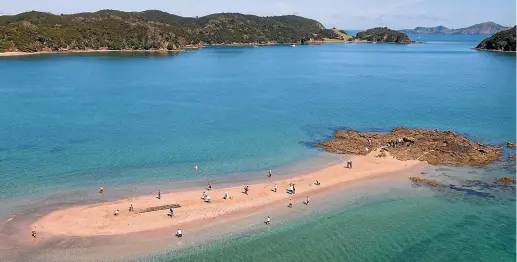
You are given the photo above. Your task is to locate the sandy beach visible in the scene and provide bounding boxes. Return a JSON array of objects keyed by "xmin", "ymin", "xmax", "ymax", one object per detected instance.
[{"xmin": 30, "ymin": 151, "xmax": 422, "ymax": 237}]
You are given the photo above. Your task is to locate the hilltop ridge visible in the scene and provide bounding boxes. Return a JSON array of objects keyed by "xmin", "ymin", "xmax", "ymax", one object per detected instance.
[
  {"xmin": 0, "ymin": 10, "xmax": 344, "ymax": 52},
  {"xmin": 401, "ymin": 21, "xmax": 510, "ymax": 35}
]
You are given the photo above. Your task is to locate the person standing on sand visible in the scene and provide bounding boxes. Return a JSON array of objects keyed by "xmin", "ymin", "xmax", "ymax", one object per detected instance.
[
  {"xmin": 288, "ymin": 198, "xmax": 293, "ymax": 208},
  {"xmin": 129, "ymin": 204, "xmax": 134, "ymax": 212},
  {"xmin": 31, "ymin": 229, "xmax": 36, "ymax": 238},
  {"xmin": 265, "ymin": 216, "xmax": 271, "ymax": 225},
  {"xmin": 157, "ymin": 190, "xmax": 161, "ymax": 199},
  {"xmin": 306, "ymin": 196, "xmax": 310, "ymax": 205},
  {"xmin": 176, "ymin": 229, "xmax": 182, "ymax": 237},
  {"xmin": 114, "ymin": 209, "xmax": 119, "ymax": 216},
  {"xmin": 273, "ymin": 184, "xmax": 278, "ymax": 192}
]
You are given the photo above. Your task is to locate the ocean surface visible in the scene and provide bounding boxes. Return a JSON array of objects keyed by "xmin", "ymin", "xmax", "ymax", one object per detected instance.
[{"xmin": 0, "ymin": 34, "xmax": 515, "ymax": 261}]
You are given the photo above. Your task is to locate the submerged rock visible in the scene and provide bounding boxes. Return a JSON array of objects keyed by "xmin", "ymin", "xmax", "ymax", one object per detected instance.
[
  {"xmin": 498, "ymin": 176, "xmax": 516, "ymax": 185},
  {"xmin": 317, "ymin": 127, "xmax": 502, "ymax": 166},
  {"xmin": 507, "ymin": 142, "xmax": 516, "ymax": 149}
]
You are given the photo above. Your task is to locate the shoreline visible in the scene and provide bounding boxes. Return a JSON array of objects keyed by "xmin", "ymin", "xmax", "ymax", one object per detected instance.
[
  {"xmin": 0, "ymin": 40, "xmax": 426, "ymax": 57},
  {"xmin": 1, "ymin": 156, "xmax": 428, "ymax": 261},
  {"xmin": 0, "ymin": 49, "xmax": 185, "ymax": 57},
  {"xmin": 29, "ymin": 151, "xmax": 423, "ymax": 237},
  {"xmin": 473, "ymin": 47, "xmax": 516, "ymax": 53}
]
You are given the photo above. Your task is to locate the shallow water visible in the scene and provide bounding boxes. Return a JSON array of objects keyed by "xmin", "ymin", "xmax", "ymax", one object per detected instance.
[{"xmin": 0, "ymin": 34, "xmax": 515, "ymax": 261}]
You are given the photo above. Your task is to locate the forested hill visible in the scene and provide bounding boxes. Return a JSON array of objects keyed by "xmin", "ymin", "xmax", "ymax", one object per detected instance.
[
  {"xmin": 356, "ymin": 27, "xmax": 412, "ymax": 43},
  {"xmin": 475, "ymin": 26, "xmax": 516, "ymax": 52},
  {"xmin": 0, "ymin": 10, "xmax": 344, "ymax": 52}
]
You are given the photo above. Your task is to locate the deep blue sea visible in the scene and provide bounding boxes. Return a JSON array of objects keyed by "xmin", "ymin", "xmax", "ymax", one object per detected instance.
[{"xmin": 0, "ymin": 34, "xmax": 515, "ymax": 261}]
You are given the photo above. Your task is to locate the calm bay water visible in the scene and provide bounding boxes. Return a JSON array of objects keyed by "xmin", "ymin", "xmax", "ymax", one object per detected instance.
[{"xmin": 0, "ymin": 34, "xmax": 515, "ymax": 261}]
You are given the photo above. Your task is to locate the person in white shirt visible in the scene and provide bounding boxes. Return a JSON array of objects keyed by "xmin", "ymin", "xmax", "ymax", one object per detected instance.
[
  {"xmin": 273, "ymin": 184, "xmax": 278, "ymax": 192},
  {"xmin": 176, "ymin": 229, "xmax": 182, "ymax": 237},
  {"xmin": 114, "ymin": 209, "xmax": 119, "ymax": 216},
  {"xmin": 265, "ymin": 216, "xmax": 271, "ymax": 225}
]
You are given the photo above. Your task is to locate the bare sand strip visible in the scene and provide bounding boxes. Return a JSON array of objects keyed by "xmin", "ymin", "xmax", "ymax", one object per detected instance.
[{"xmin": 31, "ymin": 152, "xmax": 422, "ymax": 237}]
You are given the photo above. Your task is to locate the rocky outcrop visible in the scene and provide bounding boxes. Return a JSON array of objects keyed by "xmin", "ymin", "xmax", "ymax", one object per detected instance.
[
  {"xmin": 317, "ymin": 127, "xmax": 502, "ymax": 166},
  {"xmin": 498, "ymin": 176, "xmax": 516, "ymax": 185}
]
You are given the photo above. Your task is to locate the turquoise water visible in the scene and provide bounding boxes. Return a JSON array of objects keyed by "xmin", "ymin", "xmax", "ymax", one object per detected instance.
[
  {"xmin": 0, "ymin": 34, "xmax": 515, "ymax": 261},
  {"xmin": 163, "ymin": 193, "xmax": 515, "ymax": 262}
]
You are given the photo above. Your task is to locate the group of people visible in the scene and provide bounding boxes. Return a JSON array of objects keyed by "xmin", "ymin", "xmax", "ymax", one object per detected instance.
[
  {"xmin": 98, "ymin": 167, "xmax": 320, "ymax": 241},
  {"xmin": 345, "ymin": 160, "xmax": 353, "ymax": 168}
]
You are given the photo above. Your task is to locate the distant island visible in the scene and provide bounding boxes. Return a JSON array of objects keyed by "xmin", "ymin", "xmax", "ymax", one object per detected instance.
[
  {"xmin": 475, "ymin": 26, "xmax": 516, "ymax": 52},
  {"xmin": 0, "ymin": 10, "xmax": 347, "ymax": 53},
  {"xmin": 401, "ymin": 22, "xmax": 510, "ymax": 35},
  {"xmin": 355, "ymin": 27, "xmax": 412, "ymax": 43}
]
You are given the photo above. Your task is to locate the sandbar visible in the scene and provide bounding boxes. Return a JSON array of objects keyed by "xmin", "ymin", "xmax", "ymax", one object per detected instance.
[{"xmin": 31, "ymin": 151, "xmax": 422, "ymax": 237}]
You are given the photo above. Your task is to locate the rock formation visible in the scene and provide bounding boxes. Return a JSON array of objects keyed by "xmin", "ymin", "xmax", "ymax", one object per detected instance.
[
  {"xmin": 498, "ymin": 176, "xmax": 516, "ymax": 185},
  {"xmin": 317, "ymin": 127, "xmax": 502, "ymax": 166}
]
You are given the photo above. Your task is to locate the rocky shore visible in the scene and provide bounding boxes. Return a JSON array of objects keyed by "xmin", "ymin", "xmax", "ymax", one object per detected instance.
[{"xmin": 318, "ymin": 127, "xmax": 503, "ymax": 166}]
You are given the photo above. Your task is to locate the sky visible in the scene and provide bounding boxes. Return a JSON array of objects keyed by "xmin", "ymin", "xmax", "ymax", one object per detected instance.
[{"xmin": 0, "ymin": 0, "xmax": 515, "ymax": 29}]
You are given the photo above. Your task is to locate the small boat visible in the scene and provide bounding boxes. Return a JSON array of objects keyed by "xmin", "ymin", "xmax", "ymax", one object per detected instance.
[{"xmin": 291, "ymin": 44, "xmax": 296, "ymax": 47}]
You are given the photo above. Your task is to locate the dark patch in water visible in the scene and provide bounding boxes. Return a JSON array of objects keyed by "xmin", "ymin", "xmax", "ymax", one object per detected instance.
[
  {"xmin": 67, "ymin": 138, "xmax": 89, "ymax": 144},
  {"xmin": 448, "ymin": 185, "xmax": 494, "ymax": 198},
  {"xmin": 49, "ymin": 146, "xmax": 66, "ymax": 153},
  {"xmin": 15, "ymin": 144, "xmax": 37, "ymax": 150}
]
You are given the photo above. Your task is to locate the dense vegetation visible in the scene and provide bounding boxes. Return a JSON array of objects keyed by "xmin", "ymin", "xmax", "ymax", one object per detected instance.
[
  {"xmin": 401, "ymin": 22, "xmax": 510, "ymax": 35},
  {"xmin": 0, "ymin": 10, "xmax": 343, "ymax": 52},
  {"xmin": 475, "ymin": 26, "xmax": 516, "ymax": 52},
  {"xmin": 356, "ymin": 27, "xmax": 412, "ymax": 43}
]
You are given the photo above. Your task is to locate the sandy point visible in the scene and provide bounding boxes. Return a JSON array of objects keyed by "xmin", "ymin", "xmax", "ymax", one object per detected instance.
[{"xmin": 30, "ymin": 151, "xmax": 424, "ymax": 237}]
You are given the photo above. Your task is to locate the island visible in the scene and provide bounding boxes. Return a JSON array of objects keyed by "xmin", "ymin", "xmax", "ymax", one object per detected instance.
[
  {"xmin": 401, "ymin": 21, "xmax": 510, "ymax": 35},
  {"xmin": 355, "ymin": 27, "xmax": 412, "ymax": 43},
  {"xmin": 475, "ymin": 26, "xmax": 516, "ymax": 52},
  {"xmin": 317, "ymin": 127, "xmax": 502, "ymax": 166},
  {"xmin": 0, "ymin": 10, "xmax": 347, "ymax": 54}
]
